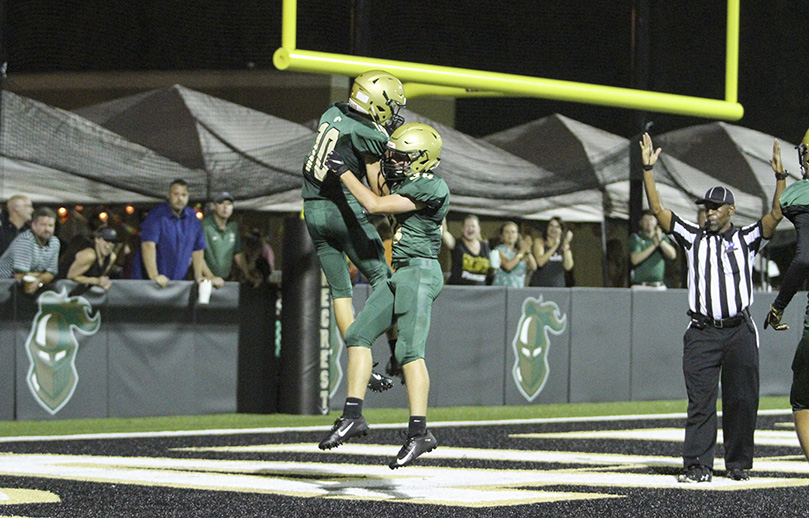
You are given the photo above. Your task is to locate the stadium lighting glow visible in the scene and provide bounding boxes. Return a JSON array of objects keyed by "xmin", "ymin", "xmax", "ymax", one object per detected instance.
[
  {"xmin": 57, "ymin": 207, "xmax": 67, "ymax": 217},
  {"xmin": 125, "ymin": 205, "xmax": 135, "ymax": 215},
  {"xmin": 196, "ymin": 210, "xmax": 203, "ymax": 220},
  {"xmin": 273, "ymin": 0, "xmax": 743, "ymax": 120},
  {"xmin": 98, "ymin": 212, "xmax": 108, "ymax": 222}
]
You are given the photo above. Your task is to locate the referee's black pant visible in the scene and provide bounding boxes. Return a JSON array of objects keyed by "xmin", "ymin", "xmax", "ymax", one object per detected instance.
[{"xmin": 682, "ymin": 320, "xmax": 759, "ymax": 471}]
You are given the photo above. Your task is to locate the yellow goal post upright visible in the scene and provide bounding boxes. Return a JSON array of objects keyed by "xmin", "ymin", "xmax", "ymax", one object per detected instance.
[{"xmin": 273, "ymin": 0, "xmax": 743, "ymax": 121}]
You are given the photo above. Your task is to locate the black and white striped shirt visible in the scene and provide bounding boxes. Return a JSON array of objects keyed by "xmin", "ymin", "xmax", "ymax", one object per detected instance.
[
  {"xmin": 669, "ymin": 213, "xmax": 765, "ymax": 320},
  {"xmin": 0, "ymin": 229, "xmax": 60, "ymax": 278}
]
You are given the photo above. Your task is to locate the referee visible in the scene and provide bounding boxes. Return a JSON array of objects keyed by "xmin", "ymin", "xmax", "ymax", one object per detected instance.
[{"xmin": 639, "ymin": 133, "xmax": 786, "ymax": 483}]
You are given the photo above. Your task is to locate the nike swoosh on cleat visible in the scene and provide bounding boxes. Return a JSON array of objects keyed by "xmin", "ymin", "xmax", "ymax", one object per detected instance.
[
  {"xmin": 337, "ymin": 422, "xmax": 354, "ymax": 437},
  {"xmin": 393, "ymin": 439, "xmax": 436, "ymax": 466},
  {"xmin": 393, "ymin": 449, "xmax": 417, "ymax": 467}
]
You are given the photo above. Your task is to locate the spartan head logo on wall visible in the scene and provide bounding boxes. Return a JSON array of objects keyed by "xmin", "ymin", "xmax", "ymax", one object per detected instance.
[
  {"xmin": 24, "ymin": 288, "xmax": 101, "ymax": 415},
  {"xmin": 512, "ymin": 296, "xmax": 567, "ymax": 402}
]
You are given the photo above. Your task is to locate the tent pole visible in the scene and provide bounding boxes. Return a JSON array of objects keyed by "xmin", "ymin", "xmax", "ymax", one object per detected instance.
[{"xmin": 628, "ymin": 0, "xmax": 651, "ymax": 286}]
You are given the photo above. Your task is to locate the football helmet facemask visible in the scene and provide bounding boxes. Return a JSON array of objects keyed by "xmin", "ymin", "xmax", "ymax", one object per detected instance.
[
  {"xmin": 348, "ymin": 70, "xmax": 406, "ymax": 129},
  {"xmin": 382, "ymin": 123, "xmax": 442, "ymax": 183},
  {"xmin": 798, "ymin": 128, "xmax": 809, "ymax": 179}
]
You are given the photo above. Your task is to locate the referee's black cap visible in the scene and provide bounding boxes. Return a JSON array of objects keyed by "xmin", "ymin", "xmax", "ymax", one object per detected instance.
[{"xmin": 696, "ymin": 186, "xmax": 735, "ymax": 206}]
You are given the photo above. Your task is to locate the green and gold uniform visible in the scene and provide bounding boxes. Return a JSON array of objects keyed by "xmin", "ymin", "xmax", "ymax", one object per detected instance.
[
  {"xmin": 345, "ymin": 170, "xmax": 450, "ymax": 365},
  {"xmin": 773, "ymin": 179, "xmax": 809, "ymax": 410},
  {"xmin": 302, "ymin": 102, "xmax": 391, "ymax": 298}
]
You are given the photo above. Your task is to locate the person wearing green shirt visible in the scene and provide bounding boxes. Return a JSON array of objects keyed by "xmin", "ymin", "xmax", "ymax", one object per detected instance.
[
  {"xmin": 318, "ymin": 123, "xmax": 448, "ymax": 470},
  {"xmin": 202, "ymin": 192, "xmax": 256, "ymax": 284},
  {"xmin": 629, "ymin": 210, "xmax": 677, "ymax": 287},
  {"xmin": 302, "ymin": 70, "xmax": 406, "ymax": 394},
  {"xmin": 764, "ymin": 135, "xmax": 809, "ymax": 465}
]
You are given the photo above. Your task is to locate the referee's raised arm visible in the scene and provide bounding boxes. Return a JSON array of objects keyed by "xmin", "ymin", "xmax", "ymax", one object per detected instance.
[
  {"xmin": 761, "ymin": 138, "xmax": 787, "ymax": 238},
  {"xmin": 639, "ymin": 132, "xmax": 672, "ymax": 233}
]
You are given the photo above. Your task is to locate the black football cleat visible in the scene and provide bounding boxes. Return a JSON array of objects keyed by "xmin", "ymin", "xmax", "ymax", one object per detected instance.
[
  {"xmin": 389, "ymin": 430, "xmax": 437, "ymax": 469},
  {"xmin": 368, "ymin": 364, "xmax": 394, "ymax": 393},
  {"xmin": 318, "ymin": 416, "xmax": 370, "ymax": 450}
]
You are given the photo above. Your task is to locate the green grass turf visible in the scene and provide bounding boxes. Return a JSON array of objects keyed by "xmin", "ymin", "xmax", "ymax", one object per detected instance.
[{"xmin": 0, "ymin": 397, "xmax": 790, "ymax": 437}]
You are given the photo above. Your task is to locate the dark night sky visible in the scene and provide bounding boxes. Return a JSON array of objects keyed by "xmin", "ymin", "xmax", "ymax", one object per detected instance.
[{"xmin": 3, "ymin": 0, "xmax": 808, "ymax": 142}]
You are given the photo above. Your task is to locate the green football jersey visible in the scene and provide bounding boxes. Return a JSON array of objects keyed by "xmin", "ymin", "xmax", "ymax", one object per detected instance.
[
  {"xmin": 780, "ymin": 179, "xmax": 809, "ymax": 208},
  {"xmin": 301, "ymin": 102, "xmax": 389, "ymax": 201},
  {"xmin": 390, "ymin": 171, "xmax": 450, "ymax": 262}
]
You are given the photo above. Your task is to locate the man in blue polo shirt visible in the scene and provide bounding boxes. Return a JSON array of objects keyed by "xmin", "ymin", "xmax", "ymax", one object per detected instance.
[{"xmin": 133, "ymin": 179, "xmax": 219, "ymax": 288}]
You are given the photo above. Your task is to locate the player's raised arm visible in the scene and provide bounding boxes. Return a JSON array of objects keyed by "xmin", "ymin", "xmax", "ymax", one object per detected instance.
[{"xmin": 326, "ymin": 150, "xmax": 421, "ymax": 215}]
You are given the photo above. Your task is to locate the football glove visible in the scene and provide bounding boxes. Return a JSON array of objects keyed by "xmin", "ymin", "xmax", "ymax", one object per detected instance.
[
  {"xmin": 764, "ymin": 305, "xmax": 788, "ymax": 331},
  {"xmin": 325, "ymin": 150, "xmax": 350, "ymax": 176}
]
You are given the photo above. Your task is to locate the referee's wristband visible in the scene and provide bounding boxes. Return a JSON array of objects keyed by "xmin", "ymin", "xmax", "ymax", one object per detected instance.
[
  {"xmin": 642, "ymin": 164, "xmax": 654, "ymax": 171},
  {"xmin": 775, "ymin": 171, "xmax": 788, "ymax": 180}
]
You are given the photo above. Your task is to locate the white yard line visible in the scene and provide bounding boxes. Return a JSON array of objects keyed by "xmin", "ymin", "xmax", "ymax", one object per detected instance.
[{"xmin": 0, "ymin": 409, "xmax": 791, "ymax": 443}]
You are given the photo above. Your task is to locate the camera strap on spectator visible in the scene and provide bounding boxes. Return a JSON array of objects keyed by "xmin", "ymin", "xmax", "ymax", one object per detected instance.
[{"xmin": 688, "ymin": 309, "xmax": 749, "ymax": 329}]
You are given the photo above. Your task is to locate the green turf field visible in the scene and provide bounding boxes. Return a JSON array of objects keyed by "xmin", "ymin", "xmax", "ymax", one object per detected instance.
[{"xmin": 0, "ymin": 396, "xmax": 790, "ymax": 437}]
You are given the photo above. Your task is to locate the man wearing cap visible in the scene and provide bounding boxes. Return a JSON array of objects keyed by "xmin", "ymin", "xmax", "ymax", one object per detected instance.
[
  {"xmin": 65, "ymin": 226, "xmax": 121, "ymax": 290},
  {"xmin": 640, "ymin": 132, "xmax": 785, "ymax": 483},
  {"xmin": 202, "ymin": 192, "xmax": 254, "ymax": 284}
]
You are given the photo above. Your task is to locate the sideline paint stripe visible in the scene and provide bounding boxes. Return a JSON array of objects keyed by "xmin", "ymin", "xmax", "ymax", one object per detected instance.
[
  {"xmin": 510, "ymin": 428, "xmax": 802, "ymax": 447},
  {"xmin": 0, "ymin": 409, "xmax": 790, "ymax": 443}
]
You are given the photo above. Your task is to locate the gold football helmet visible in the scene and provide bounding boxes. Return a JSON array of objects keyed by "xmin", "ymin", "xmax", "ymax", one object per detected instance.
[
  {"xmin": 799, "ymin": 128, "xmax": 809, "ymax": 178},
  {"xmin": 348, "ymin": 70, "xmax": 405, "ymax": 128},
  {"xmin": 382, "ymin": 122, "xmax": 442, "ymax": 182}
]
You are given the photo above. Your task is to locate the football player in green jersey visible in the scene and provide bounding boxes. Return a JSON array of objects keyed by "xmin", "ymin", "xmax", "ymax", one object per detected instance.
[
  {"xmin": 318, "ymin": 123, "xmax": 449, "ymax": 470},
  {"xmin": 302, "ymin": 70, "xmax": 406, "ymax": 393}
]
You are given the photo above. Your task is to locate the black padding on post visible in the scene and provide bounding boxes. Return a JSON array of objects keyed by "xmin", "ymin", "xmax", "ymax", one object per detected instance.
[{"xmin": 278, "ymin": 216, "xmax": 322, "ymax": 414}]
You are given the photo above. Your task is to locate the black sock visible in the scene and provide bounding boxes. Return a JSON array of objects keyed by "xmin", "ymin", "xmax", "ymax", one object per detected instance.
[
  {"xmin": 343, "ymin": 397, "xmax": 363, "ymax": 419},
  {"xmin": 387, "ymin": 338, "xmax": 397, "ymax": 357},
  {"xmin": 408, "ymin": 416, "xmax": 426, "ymax": 437}
]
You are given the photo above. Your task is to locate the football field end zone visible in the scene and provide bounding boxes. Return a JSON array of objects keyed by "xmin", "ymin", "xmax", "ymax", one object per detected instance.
[{"xmin": 0, "ymin": 409, "xmax": 807, "ymax": 515}]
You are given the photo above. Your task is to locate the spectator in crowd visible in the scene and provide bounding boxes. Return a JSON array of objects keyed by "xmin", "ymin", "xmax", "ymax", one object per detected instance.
[
  {"xmin": 64, "ymin": 226, "xmax": 120, "ymax": 290},
  {"xmin": 641, "ymin": 132, "xmax": 784, "ymax": 483},
  {"xmin": 239, "ymin": 228, "xmax": 275, "ymax": 285},
  {"xmin": 202, "ymin": 191, "xmax": 258, "ymax": 285},
  {"xmin": 132, "ymin": 179, "xmax": 223, "ymax": 288},
  {"xmin": 443, "ymin": 214, "xmax": 492, "ymax": 285},
  {"xmin": 0, "ymin": 206, "xmax": 59, "ymax": 294},
  {"xmin": 492, "ymin": 221, "xmax": 536, "ymax": 287},
  {"xmin": 529, "ymin": 216, "xmax": 573, "ymax": 287},
  {"xmin": 629, "ymin": 209, "xmax": 677, "ymax": 288},
  {"xmin": 0, "ymin": 194, "xmax": 34, "ymax": 256}
]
